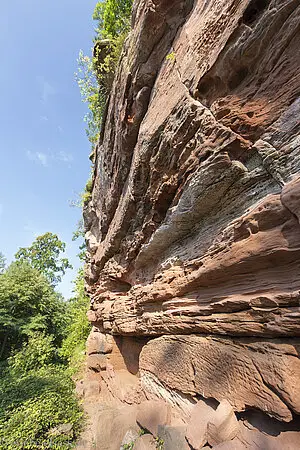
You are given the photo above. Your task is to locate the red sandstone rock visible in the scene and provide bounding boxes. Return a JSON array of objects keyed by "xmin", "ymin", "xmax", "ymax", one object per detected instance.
[
  {"xmin": 76, "ymin": 379, "xmax": 101, "ymax": 400},
  {"xmin": 136, "ymin": 400, "xmax": 171, "ymax": 436},
  {"xmin": 84, "ymin": 0, "xmax": 300, "ymax": 342},
  {"xmin": 139, "ymin": 335, "xmax": 300, "ymax": 422},
  {"xmin": 207, "ymin": 399, "xmax": 239, "ymax": 447},
  {"xmin": 82, "ymin": 0, "xmax": 300, "ymax": 446},
  {"xmin": 133, "ymin": 434, "xmax": 156, "ymax": 450},
  {"xmin": 186, "ymin": 400, "xmax": 215, "ymax": 449},
  {"xmin": 95, "ymin": 406, "xmax": 139, "ymax": 450},
  {"xmin": 157, "ymin": 425, "xmax": 190, "ymax": 450},
  {"xmin": 213, "ymin": 421, "xmax": 300, "ymax": 450},
  {"xmin": 86, "ymin": 329, "xmax": 113, "ymax": 355},
  {"xmin": 86, "ymin": 354, "xmax": 107, "ymax": 372}
]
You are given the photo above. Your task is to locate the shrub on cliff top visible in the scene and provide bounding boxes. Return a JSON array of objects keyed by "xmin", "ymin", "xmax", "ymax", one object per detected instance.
[
  {"xmin": 93, "ymin": 0, "xmax": 132, "ymax": 40},
  {"xmin": 76, "ymin": 0, "xmax": 133, "ymax": 145}
]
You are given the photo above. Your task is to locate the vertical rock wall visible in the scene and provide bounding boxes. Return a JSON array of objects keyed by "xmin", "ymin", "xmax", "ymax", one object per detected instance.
[{"xmin": 83, "ymin": 0, "xmax": 300, "ymax": 446}]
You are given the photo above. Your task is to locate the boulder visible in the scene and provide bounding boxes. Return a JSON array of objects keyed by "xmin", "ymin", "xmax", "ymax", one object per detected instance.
[
  {"xmin": 158, "ymin": 425, "xmax": 189, "ymax": 450},
  {"xmin": 48, "ymin": 423, "xmax": 73, "ymax": 437},
  {"xmin": 133, "ymin": 434, "xmax": 157, "ymax": 450},
  {"xmin": 95, "ymin": 406, "xmax": 139, "ymax": 450},
  {"xmin": 87, "ymin": 354, "xmax": 107, "ymax": 372},
  {"xmin": 207, "ymin": 400, "xmax": 239, "ymax": 447},
  {"xmin": 140, "ymin": 336, "xmax": 300, "ymax": 422},
  {"xmin": 213, "ymin": 422, "xmax": 300, "ymax": 450},
  {"xmin": 186, "ymin": 400, "xmax": 215, "ymax": 449},
  {"xmin": 86, "ymin": 330, "xmax": 113, "ymax": 355},
  {"xmin": 212, "ymin": 439, "xmax": 245, "ymax": 450},
  {"xmin": 136, "ymin": 400, "xmax": 171, "ymax": 437},
  {"xmin": 120, "ymin": 428, "xmax": 140, "ymax": 448},
  {"xmin": 76, "ymin": 379, "xmax": 101, "ymax": 399}
]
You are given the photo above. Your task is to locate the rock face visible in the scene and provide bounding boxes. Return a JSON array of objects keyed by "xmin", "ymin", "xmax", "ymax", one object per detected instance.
[
  {"xmin": 83, "ymin": 0, "xmax": 300, "ymax": 447},
  {"xmin": 139, "ymin": 335, "xmax": 300, "ymax": 422}
]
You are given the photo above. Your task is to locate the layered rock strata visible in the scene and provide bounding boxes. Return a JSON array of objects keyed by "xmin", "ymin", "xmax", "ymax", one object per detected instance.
[{"xmin": 83, "ymin": 0, "xmax": 300, "ymax": 447}]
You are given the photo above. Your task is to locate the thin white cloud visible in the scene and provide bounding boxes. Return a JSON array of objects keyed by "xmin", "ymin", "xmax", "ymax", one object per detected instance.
[
  {"xmin": 26, "ymin": 149, "xmax": 74, "ymax": 167},
  {"xmin": 26, "ymin": 150, "xmax": 48, "ymax": 167},
  {"xmin": 40, "ymin": 115, "xmax": 49, "ymax": 122},
  {"xmin": 37, "ymin": 76, "xmax": 56, "ymax": 103},
  {"xmin": 56, "ymin": 151, "xmax": 73, "ymax": 163},
  {"xmin": 57, "ymin": 125, "xmax": 63, "ymax": 133}
]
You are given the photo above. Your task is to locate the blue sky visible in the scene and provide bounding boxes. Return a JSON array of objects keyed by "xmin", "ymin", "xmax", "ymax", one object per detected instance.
[{"xmin": 0, "ymin": 0, "xmax": 98, "ymax": 298}]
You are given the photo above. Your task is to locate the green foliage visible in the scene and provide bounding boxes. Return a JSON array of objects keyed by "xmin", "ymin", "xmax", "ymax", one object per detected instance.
[
  {"xmin": 81, "ymin": 177, "xmax": 93, "ymax": 204},
  {"xmin": 0, "ymin": 365, "xmax": 82, "ymax": 449},
  {"xmin": 0, "ymin": 261, "xmax": 67, "ymax": 360},
  {"xmin": 155, "ymin": 437, "xmax": 165, "ymax": 449},
  {"xmin": 72, "ymin": 218, "xmax": 86, "ymax": 262},
  {"xmin": 0, "ymin": 253, "xmax": 5, "ymax": 274},
  {"xmin": 76, "ymin": 0, "xmax": 133, "ymax": 145},
  {"xmin": 166, "ymin": 51, "xmax": 176, "ymax": 62},
  {"xmin": 60, "ymin": 270, "xmax": 91, "ymax": 375},
  {"xmin": 122, "ymin": 443, "xmax": 134, "ymax": 450},
  {"xmin": 75, "ymin": 50, "xmax": 104, "ymax": 145},
  {"xmin": 93, "ymin": 0, "xmax": 132, "ymax": 39},
  {"xmin": 8, "ymin": 333, "xmax": 57, "ymax": 375},
  {"xmin": 0, "ymin": 268, "xmax": 89, "ymax": 448},
  {"xmin": 0, "ymin": 232, "xmax": 89, "ymax": 448},
  {"xmin": 15, "ymin": 232, "xmax": 73, "ymax": 286},
  {"xmin": 85, "ymin": 178, "xmax": 93, "ymax": 193}
]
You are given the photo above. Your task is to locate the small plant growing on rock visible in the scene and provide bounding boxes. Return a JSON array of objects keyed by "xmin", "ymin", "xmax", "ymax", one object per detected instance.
[
  {"xmin": 156, "ymin": 436, "xmax": 164, "ymax": 449},
  {"xmin": 81, "ymin": 177, "xmax": 93, "ymax": 204},
  {"xmin": 166, "ymin": 51, "xmax": 176, "ymax": 62},
  {"xmin": 122, "ymin": 443, "xmax": 134, "ymax": 450}
]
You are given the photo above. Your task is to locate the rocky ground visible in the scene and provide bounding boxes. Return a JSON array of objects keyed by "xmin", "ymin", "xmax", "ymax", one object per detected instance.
[
  {"xmin": 81, "ymin": 0, "xmax": 300, "ymax": 448},
  {"xmin": 76, "ymin": 330, "xmax": 300, "ymax": 449}
]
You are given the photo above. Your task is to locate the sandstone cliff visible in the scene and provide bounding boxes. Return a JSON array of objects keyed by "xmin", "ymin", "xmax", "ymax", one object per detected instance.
[{"xmin": 82, "ymin": 0, "xmax": 300, "ymax": 448}]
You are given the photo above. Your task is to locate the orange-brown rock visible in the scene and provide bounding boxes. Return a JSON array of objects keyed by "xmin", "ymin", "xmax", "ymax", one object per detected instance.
[
  {"xmin": 133, "ymin": 434, "xmax": 156, "ymax": 450},
  {"xmin": 136, "ymin": 400, "xmax": 171, "ymax": 436},
  {"xmin": 186, "ymin": 400, "xmax": 215, "ymax": 449},
  {"xmin": 83, "ymin": 0, "xmax": 300, "ymax": 443},
  {"xmin": 140, "ymin": 335, "xmax": 300, "ymax": 422},
  {"xmin": 207, "ymin": 399, "xmax": 239, "ymax": 446}
]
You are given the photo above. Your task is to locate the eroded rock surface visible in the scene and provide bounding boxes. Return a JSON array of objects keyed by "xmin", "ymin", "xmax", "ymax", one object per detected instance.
[
  {"xmin": 139, "ymin": 335, "xmax": 300, "ymax": 422},
  {"xmin": 82, "ymin": 0, "xmax": 300, "ymax": 447}
]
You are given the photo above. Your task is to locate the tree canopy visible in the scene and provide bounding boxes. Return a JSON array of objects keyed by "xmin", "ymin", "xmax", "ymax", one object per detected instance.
[
  {"xmin": 0, "ymin": 252, "xmax": 5, "ymax": 274},
  {"xmin": 93, "ymin": 0, "xmax": 132, "ymax": 39},
  {"xmin": 15, "ymin": 232, "xmax": 72, "ymax": 286},
  {"xmin": 0, "ymin": 261, "xmax": 67, "ymax": 360}
]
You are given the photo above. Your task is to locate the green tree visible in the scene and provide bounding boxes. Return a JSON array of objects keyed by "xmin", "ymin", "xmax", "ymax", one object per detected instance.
[
  {"xmin": 75, "ymin": 50, "xmax": 104, "ymax": 145},
  {"xmin": 0, "ymin": 261, "xmax": 67, "ymax": 360},
  {"xmin": 15, "ymin": 232, "xmax": 72, "ymax": 286},
  {"xmin": 60, "ymin": 269, "xmax": 90, "ymax": 373},
  {"xmin": 8, "ymin": 332, "xmax": 56, "ymax": 375},
  {"xmin": 93, "ymin": 0, "xmax": 132, "ymax": 39},
  {"xmin": 76, "ymin": 0, "xmax": 133, "ymax": 145},
  {"xmin": 0, "ymin": 252, "xmax": 5, "ymax": 274}
]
